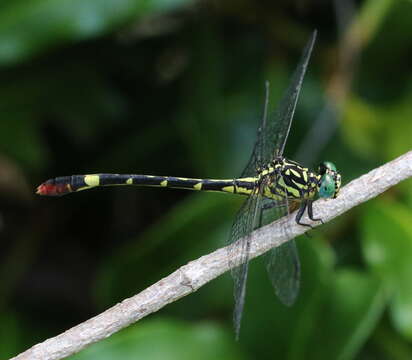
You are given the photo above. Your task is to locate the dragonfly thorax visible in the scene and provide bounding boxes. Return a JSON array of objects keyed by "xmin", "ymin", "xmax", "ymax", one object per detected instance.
[
  {"xmin": 257, "ymin": 157, "xmax": 318, "ymax": 201},
  {"xmin": 257, "ymin": 157, "xmax": 341, "ymax": 202}
]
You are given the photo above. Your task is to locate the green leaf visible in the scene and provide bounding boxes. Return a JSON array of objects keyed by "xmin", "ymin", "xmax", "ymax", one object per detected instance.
[
  {"xmin": 342, "ymin": 96, "xmax": 382, "ymax": 160},
  {"xmin": 381, "ymin": 93, "xmax": 412, "ymax": 162},
  {"xmin": 362, "ymin": 200, "xmax": 412, "ymax": 339},
  {"xmin": 354, "ymin": 0, "xmax": 395, "ymax": 45},
  {"xmin": 70, "ymin": 318, "xmax": 244, "ymax": 360},
  {"xmin": 0, "ymin": 0, "xmax": 192, "ymax": 65},
  {"xmin": 240, "ymin": 237, "xmax": 385, "ymax": 360},
  {"xmin": 342, "ymin": 90, "xmax": 412, "ymax": 164},
  {"xmin": 305, "ymin": 269, "xmax": 385, "ymax": 360}
]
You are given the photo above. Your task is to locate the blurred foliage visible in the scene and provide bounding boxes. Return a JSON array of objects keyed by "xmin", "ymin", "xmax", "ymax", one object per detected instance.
[
  {"xmin": 363, "ymin": 200, "xmax": 412, "ymax": 339},
  {"xmin": 0, "ymin": 0, "xmax": 190, "ymax": 65},
  {"xmin": 0, "ymin": 0, "xmax": 412, "ymax": 359},
  {"xmin": 71, "ymin": 318, "xmax": 244, "ymax": 360}
]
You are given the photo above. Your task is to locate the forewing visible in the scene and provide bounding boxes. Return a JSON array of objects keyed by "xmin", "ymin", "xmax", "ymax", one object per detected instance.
[
  {"xmin": 262, "ymin": 31, "xmax": 317, "ymax": 163},
  {"xmin": 227, "ymin": 190, "xmax": 263, "ymax": 339},
  {"xmin": 240, "ymin": 134, "xmax": 263, "ymax": 178}
]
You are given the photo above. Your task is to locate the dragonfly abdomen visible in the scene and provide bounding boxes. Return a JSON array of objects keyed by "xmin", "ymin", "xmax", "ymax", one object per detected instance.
[{"xmin": 36, "ymin": 174, "xmax": 257, "ymax": 196}]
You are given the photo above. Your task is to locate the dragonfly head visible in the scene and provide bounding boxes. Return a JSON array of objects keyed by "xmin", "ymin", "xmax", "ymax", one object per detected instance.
[{"xmin": 317, "ymin": 161, "xmax": 341, "ymax": 199}]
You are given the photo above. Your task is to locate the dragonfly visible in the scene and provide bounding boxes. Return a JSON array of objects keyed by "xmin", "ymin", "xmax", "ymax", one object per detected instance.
[{"xmin": 36, "ymin": 30, "xmax": 341, "ymax": 338}]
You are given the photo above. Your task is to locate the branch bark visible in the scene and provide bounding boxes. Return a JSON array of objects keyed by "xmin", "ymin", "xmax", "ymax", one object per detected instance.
[{"xmin": 11, "ymin": 150, "xmax": 412, "ymax": 360}]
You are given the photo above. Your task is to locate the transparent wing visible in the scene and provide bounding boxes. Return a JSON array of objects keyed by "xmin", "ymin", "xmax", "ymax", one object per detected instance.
[
  {"xmin": 240, "ymin": 129, "xmax": 263, "ymax": 178},
  {"xmin": 241, "ymin": 31, "xmax": 316, "ymax": 177},
  {"xmin": 257, "ymin": 31, "xmax": 317, "ymax": 304},
  {"xmin": 228, "ymin": 31, "xmax": 316, "ymax": 336},
  {"xmin": 259, "ymin": 190, "xmax": 301, "ymax": 306},
  {"xmin": 240, "ymin": 82, "xmax": 270, "ymax": 178},
  {"xmin": 227, "ymin": 189, "xmax": 263, "ymax": 339},
  {"xmin": 266, "ymin": 240, "xmax": 300, "ymax": 306},
  {"xmin": 262, "ymin": 30, "xmax": 317, "ymax": 163}
]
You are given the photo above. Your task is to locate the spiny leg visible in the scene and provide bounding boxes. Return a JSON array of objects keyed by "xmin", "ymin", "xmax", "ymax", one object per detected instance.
[
  {"xmin": 295, "ymin": 201, "xmax": 313, "ymax": 228},
  {"xmin": 307, "ymin": 200, "xmax": 324, "ymax": 224}
]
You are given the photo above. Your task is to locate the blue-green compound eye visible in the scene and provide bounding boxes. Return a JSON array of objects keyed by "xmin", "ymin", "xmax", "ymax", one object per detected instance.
[
  {"xmin": 323, "ymin": 161, "xmax": 337, "ymax": 172},
  {"xmin": 318, "ymin": 161, "xmax": 337, "ymax": 175},
  {"xmin": 319, "ymin": 174, "xmax": 336, "ymax": 198}
]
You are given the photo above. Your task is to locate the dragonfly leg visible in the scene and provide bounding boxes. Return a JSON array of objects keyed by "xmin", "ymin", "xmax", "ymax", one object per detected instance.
[
  {"xmin": 295, "ymin": 201, "xmax": 313, "ymax": 228},
  {"xmin": 307, "ymin": 200, "xmax": 324, "ymax": 224}
]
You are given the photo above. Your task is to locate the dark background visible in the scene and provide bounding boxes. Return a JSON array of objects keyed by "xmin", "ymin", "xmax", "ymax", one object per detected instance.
[{"xmin": 1, "ymin": 0, "xmax": 412, "ymax": 359}]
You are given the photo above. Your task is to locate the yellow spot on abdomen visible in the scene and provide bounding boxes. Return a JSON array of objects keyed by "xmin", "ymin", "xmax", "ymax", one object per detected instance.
[
  {"xmin": 160, "ymin": 180, "xmax": 168, "ymax": 187},
  {"xmin": 236, "ymin": 187, "xmax": 252, "ymax": 195},
  {"xmin": 84, "ymin": 175, "xmax": 100, "ymax": 187},
  {"xmin": 193, "ymin": 183, "xmax": 202, "ymax": 190},
  {"xmin": 222, "ymin": 186, "xmax": 235, "ymax": 193},
  {"xmin": 126, "ymin": 178, "xmax": 133, "ymax": 185},
  {"xmin": 239, "ymin": 177, "xmax": 258, "ymax": 182}
]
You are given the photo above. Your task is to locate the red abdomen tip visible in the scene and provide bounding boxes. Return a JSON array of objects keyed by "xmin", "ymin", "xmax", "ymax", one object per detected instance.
[{"xmin": 36, "ymin": 181, "xmax": 71, "ymax": 196}]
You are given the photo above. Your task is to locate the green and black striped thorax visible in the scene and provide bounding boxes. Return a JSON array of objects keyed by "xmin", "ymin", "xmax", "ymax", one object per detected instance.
[{"xmin": 251, "ymin": 157, "xmax": 341, "ymax": 202}]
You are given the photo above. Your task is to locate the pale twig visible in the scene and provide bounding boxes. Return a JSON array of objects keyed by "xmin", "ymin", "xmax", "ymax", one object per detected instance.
[{"xmin": 10, "ymin": 150, "xmax": 412, "ymax": 360}]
